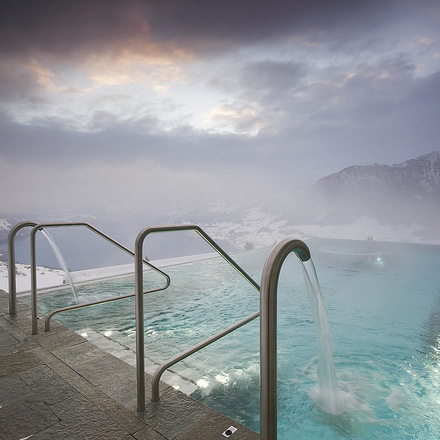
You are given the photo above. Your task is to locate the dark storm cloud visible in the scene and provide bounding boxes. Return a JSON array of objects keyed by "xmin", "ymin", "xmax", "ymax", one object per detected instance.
[
  {"xmin": 0, "ymin": 0, "xmax": 145, "ymax": 56},
  {"xmin": 145, "ymin": 0, "xmax": 408, "ymax": 46},
  {"xmin": 1, "ymin": 0, "xmax": 431, "ymax": 57}
]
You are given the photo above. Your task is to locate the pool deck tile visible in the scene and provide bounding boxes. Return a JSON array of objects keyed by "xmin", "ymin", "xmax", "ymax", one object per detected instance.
[{"xmin": 0, "ymin": 290, "xmax": 260, "ymax": 440}]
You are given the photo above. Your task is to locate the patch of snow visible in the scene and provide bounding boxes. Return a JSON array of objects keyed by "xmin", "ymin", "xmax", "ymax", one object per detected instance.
[
  {"xmin": 0, "ymin": 252, "xmax": 219, "ymax": 294},
  {"xmin": 0, "ymin": 218, "xmax": 11, "ymax": 231},
  {"xmin": 0, "ymin": 261, "xmax": 65, "ymax": 293}
]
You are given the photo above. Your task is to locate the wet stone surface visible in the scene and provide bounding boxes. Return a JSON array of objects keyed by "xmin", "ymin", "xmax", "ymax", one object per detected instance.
[{"xmin": 0, "ymin": 290, "xmax": 259, "ymax": 440}]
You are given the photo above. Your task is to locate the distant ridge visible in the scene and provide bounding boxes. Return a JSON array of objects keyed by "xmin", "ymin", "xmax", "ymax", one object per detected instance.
[
  {"xmin": 316, "ymin": 151, "xmax": 440, "ymax": 196},
  {"xmin": 311, "ymin": 151, "xmax": 440, "ymax": 229}
]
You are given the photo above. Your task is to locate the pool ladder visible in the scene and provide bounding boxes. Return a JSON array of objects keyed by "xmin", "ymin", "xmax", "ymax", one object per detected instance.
[
  {"xmin": 7, "ymin": 221, "xmax": 170, "ymax": 335},
  {"xmin": 8, "ymin": 221, "xmax": 311, "ymax": 440}
]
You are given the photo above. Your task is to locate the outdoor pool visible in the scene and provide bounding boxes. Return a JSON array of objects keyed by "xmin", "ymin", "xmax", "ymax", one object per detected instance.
[{"xmin": 21, "ymin": 238, "xmax": 440, "ymax": 439}]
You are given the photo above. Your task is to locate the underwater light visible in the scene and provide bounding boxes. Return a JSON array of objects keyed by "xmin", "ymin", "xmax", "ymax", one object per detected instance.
[{"xmin": 375, "ymin": 256, "xmax": 384, "ymax": 266}]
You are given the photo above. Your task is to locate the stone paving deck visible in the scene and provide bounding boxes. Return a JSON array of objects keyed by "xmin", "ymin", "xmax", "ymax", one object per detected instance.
[{"xmin": 0, "ymin": 290, "xmax": 259, "ymax": 440}]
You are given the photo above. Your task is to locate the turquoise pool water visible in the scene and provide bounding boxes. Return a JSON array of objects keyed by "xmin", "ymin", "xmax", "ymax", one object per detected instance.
[{"xmin": 24, "ymin": 239, "xmax": 440, "ymax": 439}]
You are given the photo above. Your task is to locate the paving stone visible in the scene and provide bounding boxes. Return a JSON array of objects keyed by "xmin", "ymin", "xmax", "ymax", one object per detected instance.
[
  {"xmin": 30, "ymin": 345, "xmax": 61, "ymax": 364},
  {"xmin": 132, "ymin": 425, "xmax": 168, "ymax": 440},
  {"xmin": 0, "ymin": 328, "xmax": 22, "ymax": 356},
  {"xmin": 30, "ymin": 405, "xmax": 130, "ymax": 440},
  {"xmin": 20, "ymin": 334, "xmax": 40, "ymax": 350},
  {"xmin": 0, "ymin": 373, "xmax": 34, "ymax": 406},
  {"xmin": 7, "ymin": 300, "xmax": 32, "ymax": 316},
  {"xmin": 0, "ymin": 327, "xmax": 18, "ymax": 346},
  {"xmin": 33, "ymin": 327, "xmax": 86, "ymax": 351},
  {"xmin": 49, "ymin": 391, "xmax": 95, "ymax": 420},
  {"xmin": 52, "ymin": 340, "xmax": 105, "ymax": 366},
  {"xmin": 98, "ymin": 366, "xmax": 170, "ymax": 413},
  {"xmin": 46, "ymin": 355, "xmax": 84, "ymax": 382},
  {"xmin": 19, "ymin": 364, "xmax": 79, "ymax": 405},
  {"xmin": 0, "ymin": 393, "xmax": 60, "ymax": 440},
  {"xmin": 140, "ymin": 388, "xmax": 213, "ymax": 439},
  {"xmin": 72, "ymin": 351, "xmax": 133, "ymax": 386},
  {"xmin": 0, "ymin": 350, "xmax": 43, "ymax": 377},
  {"xmin": 94, "ymin": 396, "xmax": 145, "ymax": 434},
  {"xmin": 0, "ymin": 315, "xmax": 28, "ymax": 341},
  {"xmin": 0, "ymin": 341, "xmax": 27, "ymax": 357},
  {"xmin": 0, "ymin": 290, "xmax": 9, "ymax": 310},
  {"xmin": 175, "ymin": 411, "xmax": 259, "ymax": 440},
  {"xmin": 98, "ymin": 367, "xmax": 147, "ymax": 410},
  {"xmin": 3, "ymin": 307, "xmax": 36, "ymax": 331},
  {"xmin": 48, "ymin": 362, "xmax": 114, "ymax": 406}
]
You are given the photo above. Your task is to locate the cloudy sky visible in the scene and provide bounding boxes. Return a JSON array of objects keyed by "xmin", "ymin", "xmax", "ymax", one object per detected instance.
[{"xmin": 1, "ymin": 0, "xmax": 439, "ymax": 218}]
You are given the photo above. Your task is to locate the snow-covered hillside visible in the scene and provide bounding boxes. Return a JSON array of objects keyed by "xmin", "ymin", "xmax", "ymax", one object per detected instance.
[
  {"xmin": 0, "ymin": 261, "xmax": 65, "ymax": 293},
  {"xmin": 1, "ymin": 152, "xmax": 440, "ymax": 260},
  {"xmin": 308, "ymin": 151, "xmax": 440, "ymax": 238},
  {"xmin": 197, "ymin": 205, "xmax": 433, "ymax": 247}
]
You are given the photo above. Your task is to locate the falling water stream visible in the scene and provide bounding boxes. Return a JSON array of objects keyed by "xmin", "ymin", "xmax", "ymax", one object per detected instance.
[
  {"xmin": 40, "ymin": 229, "xmax": 79, "ymax": 304},
  {"xmin": 301, "ymin": 258, "xmax": 344, "ymax": 415}
]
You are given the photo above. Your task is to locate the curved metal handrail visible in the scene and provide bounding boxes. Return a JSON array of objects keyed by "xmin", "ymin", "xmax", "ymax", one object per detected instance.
[
  {"xmin": 151, "ymin": 310, "xmax": 260, "ymax": 401},
  {"xmin": 135, "ymin": 224, "xmax": 260, "ymax": 411},
  {"xmin": 260, "ymin": 238, "xmax": 311, "ymax": 440},
  {"xmin": 7, "ymin": 221, "xmax": 38, "ymax": 315},
  {"xmin": 29, "ymin": 222, "xmax": 170, "ymax": 335}
]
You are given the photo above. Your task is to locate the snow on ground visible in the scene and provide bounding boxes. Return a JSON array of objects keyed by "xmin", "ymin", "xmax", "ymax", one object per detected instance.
[
  {"xmin": 0, "ymin": 252, "xmax": 219, "ymax": 294},
  {"xmin": 204, "ymin": 216, "xmax": 435, "ymax": 250},
  {"xmin": 0, "ymin": 261, "xmax": 65, "ymax": 293}
]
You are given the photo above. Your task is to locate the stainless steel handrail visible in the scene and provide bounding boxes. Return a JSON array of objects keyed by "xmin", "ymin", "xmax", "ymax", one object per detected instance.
[
  {"xmin": 135, "ymin": 224, "xmax": 260, "ymax": 412},
  {"xmin": 29, "ymin": 222, "xmax": 170, "ymax": 335},
  {"xmin": 7, "ymin": 220, "xmax": 38, "ymax": 315},
  {"xmin": 260, "ymin": 238, "xmax": 311, "ymax": 440},
  {"xmin": 44, "ymin": 280, "xmax": 169, "ymax": 332},
  {"xmin": 151, "ymin": 310, "xmax": 260, "ymax": 401}
]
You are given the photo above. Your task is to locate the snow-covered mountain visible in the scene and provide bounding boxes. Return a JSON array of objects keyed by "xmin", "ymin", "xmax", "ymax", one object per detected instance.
[
  {"xmin": 0, "ymin": 213, "xmax": 96, "ymax": 244},
  {"xmin": 314, "ymin": 151, "xmax": 440, "ymax": 202},
  {"xmin": 309, "ymin": 151, "xmax": 440, "ymax": 239},
  {"xmin": 0, "ymin": 216, "xmax": 25, "ymax": 244}
]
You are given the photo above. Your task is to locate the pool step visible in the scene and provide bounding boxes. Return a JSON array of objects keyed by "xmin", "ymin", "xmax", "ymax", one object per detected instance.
[{"xmin": 76, "ymin": 328, "xmax": 199, "ymax": 396}]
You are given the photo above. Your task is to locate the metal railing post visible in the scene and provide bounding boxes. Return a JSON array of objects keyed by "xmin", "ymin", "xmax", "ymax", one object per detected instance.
[
  {"xmin": 30, "ymin": 226, "xmax": 39, "ymax": 334},
  {"xmin": 7, "ymin": 221, "xmax": 37, "ymax": 315},
  {"xmin": 260, "ymin": 238, "xmax": 310, "ymax": 440},
  {"xmin": 135, "ymin": 227, "xmax": 148, "ymax": 412},
  {"xmin": 27, "ymin": 222, "xmax": 170, "ymax": 335},
  {"xmin": 135, "ymin": 224, "xmax": 260, "ymax": 412}
]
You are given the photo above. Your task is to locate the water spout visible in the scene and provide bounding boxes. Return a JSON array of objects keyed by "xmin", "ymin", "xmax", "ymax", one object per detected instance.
[
  {"xmin": 40, "ymin": 228, "xmax": 79, "ymax": 303},
  {"xmin": 260, "ymin": 238, "xmax": 346, "ymax": 440},
  {"xmin": 302, "ymin": 258, "xmax": 343, "ymax": 415}
]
